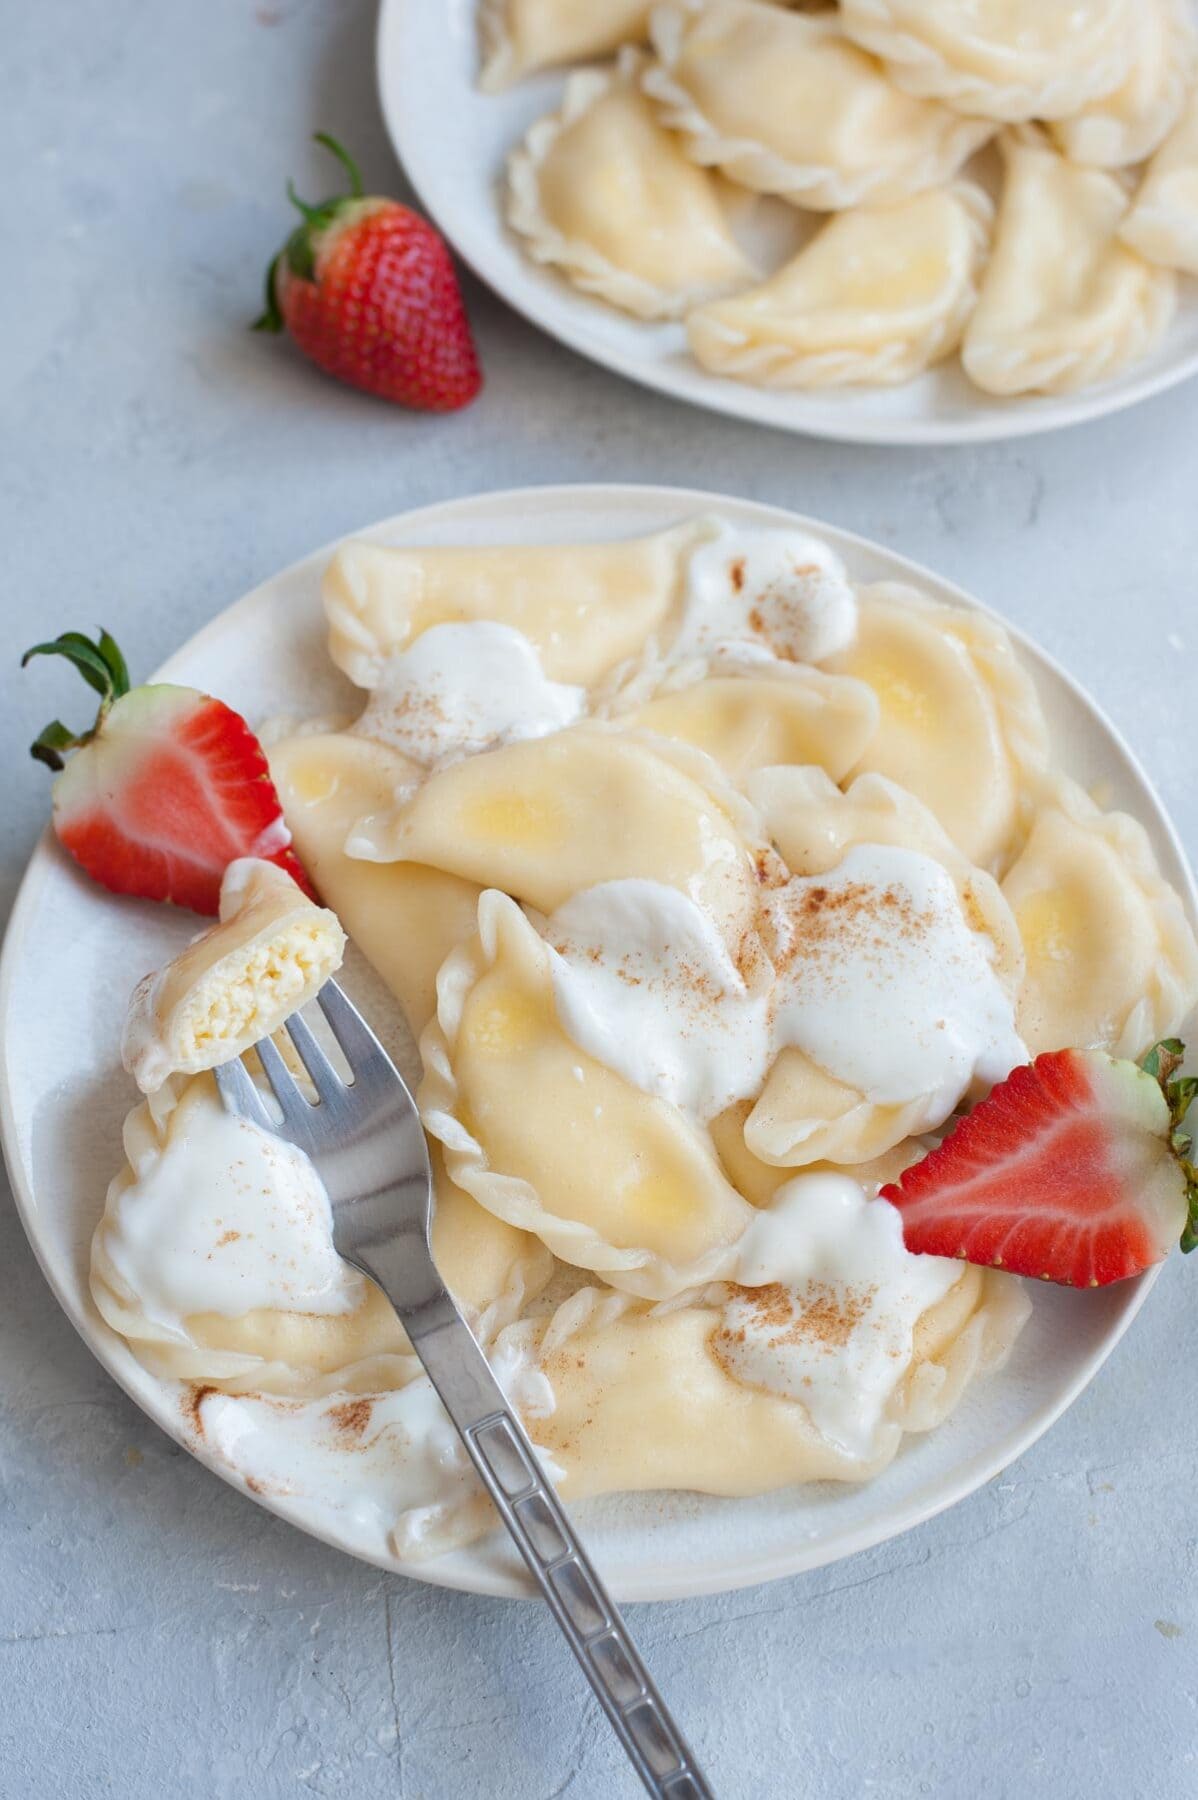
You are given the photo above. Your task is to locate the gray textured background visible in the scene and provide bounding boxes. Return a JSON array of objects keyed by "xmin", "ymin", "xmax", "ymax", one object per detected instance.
[{"xmin": 3, "ymin": 4, "xmax": 1197, "ymax": 1795}]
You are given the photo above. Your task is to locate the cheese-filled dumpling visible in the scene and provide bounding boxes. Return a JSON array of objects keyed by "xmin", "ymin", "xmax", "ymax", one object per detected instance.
[
  {"xmin": 1121, "ymin": 84, "xmax": 1198, "ymax": 276},
  {"xmin": 420, "ymin": 891, "xmax": 753, "ymax": 1298},
  {"xmin": 479, "ymin": 0, "xmax": 649, "ymax": 90},
  {"xmin": 324, "ymin": 520, "xmax": 706, "ymax": 691},
  {"xmin": 644, "ymin": 1, "xmax": 992, "ymax": 211},
  {"xmin": 687, "ymin": 184, "xmax": 992, "ymax": 390},
  {"xmin": 1001, "ymin": 776, "xmax": 1198, "ymax": 1059},
  {"xmin": 519, "ymin": 1235, "xmax": 1028, "ymax": 1496},
  {"xmin": 1051, "ymin": 0, "xmax": 1196, "ymax": 169},
  {"xmin": 839, "ymin": 0, "xmax": 1138, "ymax": 123},
  {"xmin": 268, "ymin": 732, "xmax": 483, "ymax": 1042},
  {"xmin": 507, "ymin": 53, "xmax": 755, "ymax": 322},
  {"xmin": 961, "ymin": 134, "xmax": 1176, "ymax": 398},
  {"xmin": 91, "ymin": 1074, "xmax": 553, "ymax": 1394},
  {"xmin": 742, "ymin": 768, "xmax": 1025, "ymax": 1166},
  {"xmin": 121, "ymin": 859, "xmax": 345, "ymax": 1095},
  {"xmin": 619, "ymin": 668, "xmax": 879, "ymax": 784},
  {"xmin": 824, "ymin": 582, "xmax": 1049, "ymax": 872},
  {"xmin": 347, "ymin": 724, "xmax": 760, "ymax": 944}
]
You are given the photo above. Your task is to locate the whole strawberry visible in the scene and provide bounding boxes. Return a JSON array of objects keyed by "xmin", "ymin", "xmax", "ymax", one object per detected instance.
[{"xmin": 254, "ymin": 132, "xmax": 481, "ymax": 413}]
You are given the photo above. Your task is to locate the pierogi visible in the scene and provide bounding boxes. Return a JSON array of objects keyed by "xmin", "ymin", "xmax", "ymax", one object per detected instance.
[
  {"xmin": 961, "ymin": 132, "xmax": 1176, "ymax": 397},
  {"xmin": 91, "ymin": 512, "xmax": 1197, "ymax": 1564},
  {"xmin": 838, "ymin": 0, "xmax": 1139, "ymax": 123},
  {"xmin": 482, "ymin": 0, "xmax": 1198, "ymax": 403},
  {"xmin": 1121, "ymin": 83, "xmax": 1198, "ymax": 276},
  {"xmin": 687, "ymin": 184, "xmax": 992, "ymax": 389},
  {"xmin": 507, "ymin": 52, "xmax": 756, "ymax": 320},
  {"xmin": 644, "ymin": 1, "xmax": 993, "ymax": 210},
  {"xmin": 479, "ymin": 0, "xmax": 651, "ymax": 90}
]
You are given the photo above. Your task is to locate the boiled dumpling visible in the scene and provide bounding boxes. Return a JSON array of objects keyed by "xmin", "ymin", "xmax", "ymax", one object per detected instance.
[
  {"xmin": 961, "ymin": 133, "xmax": 1176, "ymax": 398},
  {"xmin": 91, "ymin": 1074, "xmax": 553, "ymax": 1393},
  {"xmin": 743, "ymin": 767, "xmax": 1025, "ymax": 1166},
  {"xmin": 324, "ymin": 520, "xmax": 707, "ymax": 690},
  {"xmin": 268, "ymin": 731, "xmax": 483, "ymax": 1043},
  {"xmin": 518, "ymin": 1259, "xmax": 1027, "ymax": 1498},
  {"xmin": 507, "ymin": 52, "xmax": 755, "ymax": 321},
  {"xmin": 617, "ymin": 668, "xmax": 879, "ymax": 783},
  {"xmin": 839, "ymin": 0, "xmax": 1138, "ymax": 123},
  {"xmin": 824, "ymin": 581, "xmax": 1049, "ymax": 872},
  {"xmin": 644, "ymin": 1, "xmax": 993, "ymax": 210},
  {"xmin": 479, "ymin": 0, "xmax": 649, "ymax": 90},
  {"xmin": 1050, "ymin": 0, "xmax": 1196, "ymax": 169},
  {"xmin": 709, "ymin": 1099, "xmax": 925, "ymax": 1208},
  {"xmin": 688, "ymin": 184, "xmax": 992, "ymax": 389},
  {"xmin": 1121, "ymin": 83, "xmax": 1198, "ymax": 275},
  {"xmin": 1001, "ymin": 776, "xmax": 1198, "ymax": 1058},
  {"xmin": 420, "ymin": 891, "xmax": 753, "ymax": 1297},
  {"xmin": 346, "ymin": 725, "xmax": 760, "ymax": 945}
]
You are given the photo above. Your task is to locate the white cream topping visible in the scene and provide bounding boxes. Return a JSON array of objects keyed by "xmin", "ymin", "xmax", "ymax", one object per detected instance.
[
  {"xmin": 194, "ymin": 1338, "xmax": 560, "ymax": 1558},
  {"xmin": 717, "ymin": 1173, "xmax": 961, "ymax": 1459},
  {"xmin": 547, "ymin": 878, "xmax": 772, "ymax": 1120},
  {"xmin": 672, "ymin": 523, "xmax": 858, "ymax": 670},
  {"xmin": 106, "ymin": 1086, "xmax": 362, "ymax": 1334},
  {"xmin": 546, "ymin": 846, "xmax": 1024, "ymax": 1127},
  {"xmin": 354, "ymin": 621, "xmax": 585, "ymax": 766},
  {"xmin": 763, "ymin": 843, "xmax": 1025, "ymax": 1111}
]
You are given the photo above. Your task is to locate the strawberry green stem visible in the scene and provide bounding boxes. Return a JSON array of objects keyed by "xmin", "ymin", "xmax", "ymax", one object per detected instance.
[
  {"xmin": 253, "ymin": 133, "xmax": 369, "ymax": 332},
  {"xmin": 21, "ymin": 628, "xmax": 133, "ymax": 770},
  {"xmin": 312, "ymin": 132, "xmax": 364, "ymax": 198},
  {"xmin": 1142, "ymin": 1039, "xmax": 1198, "ymax": 1254}
]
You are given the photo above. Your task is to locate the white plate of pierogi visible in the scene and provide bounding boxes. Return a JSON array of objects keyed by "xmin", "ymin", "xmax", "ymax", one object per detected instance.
[
  {"xmin": 3, "ymin": 484, "xmax": 1196, "ymax": 1600},
  {"xmin": 378, "ymin": 0, "xmax": 1198, "ymax": 442}
]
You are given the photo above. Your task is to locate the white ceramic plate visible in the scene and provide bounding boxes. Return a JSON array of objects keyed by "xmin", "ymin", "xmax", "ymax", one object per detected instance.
[
  {"xmin": 2, "ymin": 483, "xmax": 1193, "ymax": 1602},
  {"xmin": 376, "ymin": 0, "xmax": 1198, "ymax": 446}
]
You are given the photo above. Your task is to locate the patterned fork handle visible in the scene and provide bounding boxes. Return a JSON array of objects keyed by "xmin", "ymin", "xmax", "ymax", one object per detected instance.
[{"xmin": 407, "ymin": 1305, "xmax": 715, "ymax": 1799}]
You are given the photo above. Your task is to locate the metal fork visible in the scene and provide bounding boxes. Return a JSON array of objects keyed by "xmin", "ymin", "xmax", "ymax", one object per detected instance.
[{"xmin": 214, "ymin": 978, "xmax": 714, "ymax": 1799}]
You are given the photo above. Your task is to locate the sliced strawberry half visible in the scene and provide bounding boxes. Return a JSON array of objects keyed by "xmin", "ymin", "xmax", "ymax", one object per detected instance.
[
  {"xmin": 23, "ymin": 628, "xmax": 315, "ymax": 915},
  {"xmin": 881, "ymin": 1043, "xmax": 1198, "ymax": 1288}
]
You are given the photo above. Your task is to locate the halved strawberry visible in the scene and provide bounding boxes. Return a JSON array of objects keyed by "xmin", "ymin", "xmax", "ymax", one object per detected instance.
[
  {"xmin": 23, "ymin": 629, "xmax": 315, "ymax": 915},
  {"xmin": 881, "ymin": 1043, "xmax": 1198, "ymax": 1288}
]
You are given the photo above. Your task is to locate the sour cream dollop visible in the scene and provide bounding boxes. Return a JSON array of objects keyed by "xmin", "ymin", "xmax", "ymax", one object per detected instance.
[
  {"xmin": 716, "ymin": 1173, "xmax": 962, "ymax": 1459},
  {"xmin": 105, "ymin": 1083, "xmax": 362, "ymax": 1333},
  {"xmin": 671, "ymin": 523, "xmax": 858, "ymax": 670},
  {"xmin": 194, "ymin": 1337, "xmax": 559, "ymax": 1558},
  {"xmin": 354, "ymin": 621, "xmax": 585, "ymax": 766},
  {"xmin": 545, "ymin": 846, "xmax": 1024, "ymax": 1132}
]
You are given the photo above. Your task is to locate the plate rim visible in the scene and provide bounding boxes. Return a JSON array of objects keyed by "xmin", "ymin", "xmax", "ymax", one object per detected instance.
[
  {"xmin": 0, "ymin": 478, "xmax": 1189, "ymax": 1602},
  {"xmin": 375, "ymin": 0, "xmax": 1198, "ymax": 448}
]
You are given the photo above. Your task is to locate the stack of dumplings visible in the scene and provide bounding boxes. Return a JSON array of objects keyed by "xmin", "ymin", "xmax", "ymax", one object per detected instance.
[
  {"xmin": 485, "ymin": 0, "xmax": 1198, "ymax": 398},
  {"xmin": 92, "ymin": 511, "xmax": 1198, "ymax": 1561}
]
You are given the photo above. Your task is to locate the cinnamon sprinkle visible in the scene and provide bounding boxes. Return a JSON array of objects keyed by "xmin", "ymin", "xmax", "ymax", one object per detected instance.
[
  {"xmin": 326, "ymin": 1398, "xmax": 374, "ymax": 1442},
  {"xmin": 182, "ymin": 1382, "xmax": 218, "ymax": 1440},
  {"xmin": 713, "ymin": 1281, "xmax": 878, "ymax": 1372}
]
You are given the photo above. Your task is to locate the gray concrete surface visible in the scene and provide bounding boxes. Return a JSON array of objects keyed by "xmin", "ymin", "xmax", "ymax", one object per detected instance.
[{"xmin": 3, "ymin": 3, "xmax": 1197, "ymax": 1795}]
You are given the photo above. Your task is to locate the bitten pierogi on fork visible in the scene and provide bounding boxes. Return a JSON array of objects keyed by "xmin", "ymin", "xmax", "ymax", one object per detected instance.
[{"xmin": 91, "ymin": 515, "xmax": 1198, "ymax": 1561}]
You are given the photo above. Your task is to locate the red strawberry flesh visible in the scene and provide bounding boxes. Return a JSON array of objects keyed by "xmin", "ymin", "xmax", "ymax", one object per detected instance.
[
  {"xmin": 881, "ymin": 1049, "xmax": 1189, "ymax": 1288},
  {"xmin": 52, "ymin": 685, "xmax": 315, "ymax": 915}
]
